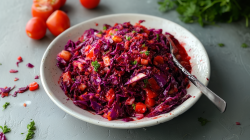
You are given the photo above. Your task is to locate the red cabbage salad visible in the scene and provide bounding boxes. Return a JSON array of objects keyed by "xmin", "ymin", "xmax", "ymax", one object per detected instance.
[{"xmin": 56, "ymin": 20, "xmax": 192, "ymax": 121}]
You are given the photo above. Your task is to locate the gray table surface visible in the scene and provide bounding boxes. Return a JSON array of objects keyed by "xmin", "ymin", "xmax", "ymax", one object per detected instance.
[{"xmin": 1, "ymin": 0, "xmax": 250, "ymax": 140}]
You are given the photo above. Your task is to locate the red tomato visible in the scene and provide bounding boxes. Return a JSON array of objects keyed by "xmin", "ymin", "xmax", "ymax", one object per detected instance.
[
  {"xmin": 58, "ymin": 50, "xmax": 72, "ymax": 61},
  {"xmin": 135, "ymin": 102, "xmax": 147, "ymax": 114},
  {"xmin": 144, "ymin": 88, "xmax": 158, "ymax": 98},
  {"xmin": 60, "ymin": 0, "xmax": 67, "ymax": 6},
  {"xmin": 29, "ymin": 82, "xmax": 39, "ymax": 91},
  {"xmin": 106, "ymin": 88, "xmax": 115, "ymax": 101},
  {"xmin": 145, "ymin": 97, "xmax": 155, "ymax": 107},
  {"xmin": 80, "ymin": 0, "xmax": 100, "ymax": 9},
  {"xmin": 25, "ymin": 17, "xmax": 46, "ymax": 40},
  {"xmin": 141, "ymin": 59, "xmax": 148, "ymax": 65},
  {"xmin": 46, "ymin": 10, "xmax": 70, "ymax": 36},
  {"xmin": 148, "ymin": 77, "xmax": 160, "ymax": 91},
  {"xmin": 32, "ymin": 3, "xmax": 54, "ymax": 21},
  {"xmin": 78, "ymin": 83, "xmax": 87, "ymax": 91},
  {"xmin": 34, "ymin": 0, "xmax": 61, "ymax": 10}
]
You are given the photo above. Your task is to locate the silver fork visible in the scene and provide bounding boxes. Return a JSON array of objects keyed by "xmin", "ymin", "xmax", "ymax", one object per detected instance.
[{"xmin": 166, "ymin": 35, "xmax": 226, "ymax": 113}]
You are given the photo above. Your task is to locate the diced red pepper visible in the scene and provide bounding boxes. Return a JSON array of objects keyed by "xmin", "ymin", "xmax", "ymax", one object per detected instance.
[
  {"xmin": 107, "ymin": 111, "xmax": 112, "ymax": 121},
  {"xmin": 86, "ymin": 48, "xmax": 94, "ymax": 59},
  {"xmin": 58, "ymin": 50, "xmax": 72, "ymax": 61},
  {"xmin": 29, "ymin": 82, "xmax": 39, "ymax": 91},
  {"xmin": 135, "ymin": 102, "xmax": 147, "ymax": 114},
  {"xmin": 125, "ymin": 41, "xmax": 130, "ymax": 50}
]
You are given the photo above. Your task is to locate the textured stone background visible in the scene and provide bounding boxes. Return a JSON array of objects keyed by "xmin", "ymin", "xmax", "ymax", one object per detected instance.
[{"xmin": 0, "ymin": 0, "xmax": 250, "ymax": 139}]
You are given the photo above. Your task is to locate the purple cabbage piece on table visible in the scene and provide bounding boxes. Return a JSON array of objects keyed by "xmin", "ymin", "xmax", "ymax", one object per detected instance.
[
  {"xmin": 26, "ymin": 63, "xmax": 34, "ymax": 68},
  {"xmin": 0, "ymin": 132, "xmax": 6, "ymax": 140},
  {"xmin": 12, "ymin": 86, "xmax": 29, "ymax": 97}
]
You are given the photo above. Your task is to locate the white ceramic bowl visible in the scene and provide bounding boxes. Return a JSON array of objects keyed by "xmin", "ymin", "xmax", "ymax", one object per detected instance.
[{"xmin": 40, "ymin": 14, "xmax": 210, "ymax": 129}]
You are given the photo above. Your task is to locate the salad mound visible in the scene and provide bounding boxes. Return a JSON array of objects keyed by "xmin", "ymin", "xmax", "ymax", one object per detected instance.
[{"xmin": 56, "ymin": 20, "xmax": 192, "ymax": 121}]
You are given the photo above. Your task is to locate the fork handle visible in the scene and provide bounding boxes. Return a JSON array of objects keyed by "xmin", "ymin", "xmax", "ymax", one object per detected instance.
[{"xmin": 173, "ymin": 56, "xmax": 227, "ymax": 113}]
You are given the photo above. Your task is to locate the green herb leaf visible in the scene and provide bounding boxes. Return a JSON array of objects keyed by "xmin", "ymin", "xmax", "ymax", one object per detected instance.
[
  {"xmin": 140, "ymin": 51, "xmax": 150, "ymax": 56},
  {"xmin": 103, "ymin": 26, "xmax": 107, "ymax": 30},
  {"xmin": 242, "ymin": 43, "xmax": 248, "ymax": 48},
  {"xmin": 91, "ymin": 61, "xmax": 100, "ymax": 72},
  {"xmin": 126, "ymin": 36, "xmax": 132, "ymax": 41},
  {"xmin": 218, "ymin": 43, "xmax": 225, "ymax": 47},
  {"xmin": 25, "ymin": 121, "xmax": 36, "ymax": 140},
  {"xmin": 131, "ymin": 61, "xmax": 137, "ymax": 65},
  {"xmin": 0, "ymin": 63, "xmax": 2, "ymax": 65},
  {"xmin": 142, "ymin": 44, "xmax": 145, "ymax": 47},
  {"xmin": 3, "ymin": 102, "xmax": 10, "ymax": 110},
  {"xmin": 98, "ymin": 31, "xmax": 102, "ymax": 34},
  {"xmin": 143, "ymin": 79, "xmax": 148, "ymax": 88},
  {"xmin": 156, "ymin": 34, "xmax": 159, "ymax": 41},
  {"xmin": 21, "ymin": 133, "xmax": 24, "ymax": 134},
  {"xmin": 158, "ymin": 0, "xmax": 175, "ymax": 12},
  {"xmin": 110, "ymin": 33, "xmax": 114, "ymax": 35},
  {"xmin": 72, "ymin": 78, "xmax": 75, "ymax": 81},
  {"xmin": 132, "ymin": 103, "xmax": 136, "ymax": 110},
  {"xmin": 132, "ymin": 31, "xmax": 136, "ymax": 33},
  {"xmin": 27, "ymin": 121, "xmax": 36, "ymax": 130},
  {"xmin": 0, "ymin": 125, "xmax": 11, "ymax": 134},
  {"xmin": 198, "ymin": 117, "xmax": 210, "ymax": 126},
  {"xmin": 115, "ymin": 29, "xmax": 118, "ymax": 31}
]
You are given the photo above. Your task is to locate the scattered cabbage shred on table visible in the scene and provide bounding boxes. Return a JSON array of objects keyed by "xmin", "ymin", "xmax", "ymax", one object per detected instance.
[{"xmin": 57, "ymin": 20, "xmax": 192, "ymax": 121}]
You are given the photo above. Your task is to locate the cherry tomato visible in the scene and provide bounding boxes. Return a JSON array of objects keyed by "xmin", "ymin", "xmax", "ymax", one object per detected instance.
[
  {"xmin": 145, "ymin": 97, "xmax": 155, "ymax": 107},
  {"xmin": 32, "ymin": 3, "xmax": 54, "ymax": 21},
  {"xmin": 29, "ymin": 82, "xmax": 39, "ymax": 91},
  {"xmin": 144, "ymin": 88, "xmax": 158, "ymax": 98},
  {"xmin": 135, "ymin": 102, "xmax": 147, "ymax": 114},
  {"xmin": 26, "ymin": 17, "xmax": 46, "ymax": 40},
  {"xmin": 106, "ymin": 88, "xmax": 115, "ymax": 101},
  {"xmin": 80, "ymin": 0, "xmax": 100, "ymax": 9},
  {"xmin": 58, "ymin": 50, "xmax": 72, "ymax": 61},
  {"xmin": 46, "ymin": 10, "xmax": 70, "ymax": 36},
  {"xmin": 34, "ymin": 0, "xmax": 61, "ymax": 10}
]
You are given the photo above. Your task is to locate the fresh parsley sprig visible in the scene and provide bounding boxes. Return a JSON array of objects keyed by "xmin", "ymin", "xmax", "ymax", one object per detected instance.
[
  {"xmin": 91, "ymin": 61, "xmax": 100, "ymax": 72},
  {"xmin": 25, "ymin": 121, "xmax": 36, "ymax": 140},
  {"xmin": 0, "ymin": 125, "xmax": 11, "ymax": 134},
  {"xmin": 140, "ymin": 51, "xmax": 150, "ymax": 56},
  {"xmin": 3, "ymin": 102, "xmax": 10, "ymax": 110}
]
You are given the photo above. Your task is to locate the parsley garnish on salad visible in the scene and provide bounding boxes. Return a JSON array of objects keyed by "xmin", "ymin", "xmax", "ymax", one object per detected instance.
[
  {"xmin": 115, "ymin": 29, "xmax": 118, "ymax": 31},
  {"xmin": 25, "ymin": 121, "xmax": 36, "ymax": 140},
  {"xmin": 198, "ymin": 117, "xmax": 210, "ymax": 126},
  {"xmin": 0, "ymin": 125, "xmax": 11, "ymax": 134},
  {"xmin": 131, "ymin": 61, "xmax": 137, "ymax": 65},
  {"xmin": 132, "ymin": 103, "xmax": 136, "ymax": 110},
  {"xmin": 140, "ymin": 51, "xmax": 150, "ymax": 56},
  {"xmin": 0, "ymin": 63, "xmax": 2, "ymax": 65},
  {"xmin": 142, "ymin": 44, "xmax": 145, "ymax": 47},
  {"xmin": 156, "ymin": 34, "xmax": 159, "ymax": 40},
  {"xmin": 132, "ymin": 31, "xmax": 136, "ymax": 33},
  {"xmin": 103, "ymin": 26, "xmax": 107, "ymax": 30},
  {"xmin": 91, "ymin": 61, "xmax": 100, "ymax": 72},
  {"xmin": 126, "ymin": 36, "xmax": 132, "ymax": 41},
  {"xmin": 3, "ymin": 102, "xmax": 10, "ymax": 110}
]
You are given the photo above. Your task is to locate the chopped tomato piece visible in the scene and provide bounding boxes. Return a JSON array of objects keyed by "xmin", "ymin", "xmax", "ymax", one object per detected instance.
[
  {"xmin": 86, "ymin": 49, "xmax": 94, "ymax": 59},
  {"xmin": 153, "ymin": 56, "xmax": 164, "ymax": 65},
  {"xmin": 135, "ymin": 57, "xmax": 141, "ymax": 64},
  {"xmin": 145, "ymin": 97, "xmax": 155, "ymax": 107},
  {"xmin": 141, "ymin": 59, "xmax": 148, "ymax": 65},
  {"xmin": 23, "ymin": 103, "xmax": 27, "ymax": 107},
  {"xmin": 103, "ymin": 56, "xmax": 110, "ymax": 66},
  {"xmin": 135, "ymin": 102, "xmax": 147, "ymax": 114},
  {"xmin": 1, "ymin": 93, "xmax": 9, "ymax": 97},
  {"xmin": 106, "ymin": 88, "xmax": 115, "ymax": 101},
  {"xmin": 112, "ymin": 36, "xmax": 122, "ymax": 43},
  {"xmin": 148, "ymin": 78, "xmax": 160, "ymax": 91},
  {"xmin": 62, "ymin": 71, "xmax": 71, "ymax": 82},
  {"xmin": 95, "ymin": 33, "xmax": 102, "ymax": 38},
  {"xmin": 29, "ymin": 82, "xmax": 39, "ymax": 91},
  {"xmin": 144, "ymin": 88, "xmax": 158, "ymax": 98},
  {"xmin": 85, "ymin": 45, "xmax": 91, "ymax": 52},
  {"xmin": 78, "ymin": 83, "xmax": 87, "ymax": 91},
  {"xmin": 58, "ymin": 50, "xmax": 72, "ymax": 61},
  {"xmin": 107, "ymin": 111, "xmax": 112, "ymax": 121}
]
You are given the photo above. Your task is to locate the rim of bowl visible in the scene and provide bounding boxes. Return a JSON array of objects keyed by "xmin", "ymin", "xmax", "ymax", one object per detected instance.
[{"xmin": 40, "ymin": 13, "xmax": 211, "ymax": 129}]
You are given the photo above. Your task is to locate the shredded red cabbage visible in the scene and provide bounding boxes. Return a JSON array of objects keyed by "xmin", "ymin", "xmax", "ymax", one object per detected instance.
[
  {"xmin": 0, "ymin": 132, "xmax": 6, "ymax": 140},
  {"xmin": 26, "ymin": 63, "xmax": 34, "ymax": 68},
  {"xmin": 0, "ymin": 86, "xmax": 15, "ymax": 98},
  {"xmin": 9, "ymin": 69, "xmax": 18, "ymax": 73},
  {"xmin": 56, "ymin": 21, "xmax": 192, "ymax": 121},
  {"xmin": 12, "ymin": 86, "xmax": 29, "ymax": 97}
]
